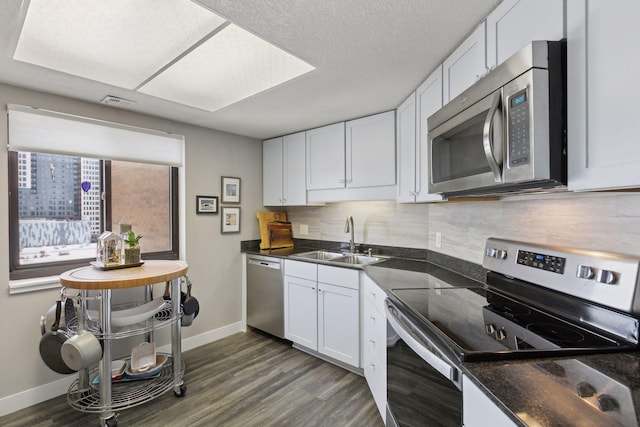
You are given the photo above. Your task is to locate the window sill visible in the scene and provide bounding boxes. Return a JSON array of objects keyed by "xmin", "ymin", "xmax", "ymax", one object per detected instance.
[{"xmin": 9, "ymin": 275, "xmax": 61, "ymax": 294}]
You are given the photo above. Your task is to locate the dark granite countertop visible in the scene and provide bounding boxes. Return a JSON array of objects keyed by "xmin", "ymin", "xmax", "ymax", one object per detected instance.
[
  {"xmin": 463, "ymin": 352, "xmax": 640, "ymax": 427},
  {"xmin": 241, "ymin": 239, "xmax": 640, "ymax": 426}
]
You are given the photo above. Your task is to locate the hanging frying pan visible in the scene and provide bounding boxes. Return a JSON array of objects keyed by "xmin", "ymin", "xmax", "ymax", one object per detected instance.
[{"xmin": 39, "ymin": 300, "xmax": 75, "ymax": 374}]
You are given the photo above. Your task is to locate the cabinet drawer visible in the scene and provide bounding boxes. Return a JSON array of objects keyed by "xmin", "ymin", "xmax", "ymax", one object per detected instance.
[
  {"xmin": 318, "ymin": 264, "xmax": 359, "ymax": 289},
  {"xmin": 363, "ymin": 299, "xmax": 387, "ymax": 365},
  {"xmin": 284, "ymin": 259, "xmax": 317, "ymax": 280},
  {"xmin": 363, "ymin": 274, "xmax": 386, "ymax": 315}
]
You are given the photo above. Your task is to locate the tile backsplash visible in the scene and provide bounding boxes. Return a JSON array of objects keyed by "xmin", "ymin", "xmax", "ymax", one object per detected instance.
[{"xmin": 286, "ymin": 192, "xmax": 640, "ymax": 265}]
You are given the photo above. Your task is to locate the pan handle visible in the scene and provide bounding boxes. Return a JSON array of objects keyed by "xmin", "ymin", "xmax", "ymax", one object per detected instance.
[{"xmin": 52, "ymin": 300, "xmax": 62, "ymax": 332}]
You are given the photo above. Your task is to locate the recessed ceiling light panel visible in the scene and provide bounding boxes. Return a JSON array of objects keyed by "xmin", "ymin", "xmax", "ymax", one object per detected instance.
[
  {"xmin": 138, "ymin": 24, "xmax": 315, "ymax": 112},
  {"xmin": 13, "ymin": 0, "xmax": 227, "ymax": 89}
]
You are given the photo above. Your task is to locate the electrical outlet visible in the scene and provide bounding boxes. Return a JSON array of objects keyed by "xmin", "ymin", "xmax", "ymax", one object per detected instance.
[
  {"xmin": 300, "ymin": 224, "xmax": 309, "ymax": 235},
  {"xmin": 435, "ymin": 232, "xmax": 442, "ymax": 248}
]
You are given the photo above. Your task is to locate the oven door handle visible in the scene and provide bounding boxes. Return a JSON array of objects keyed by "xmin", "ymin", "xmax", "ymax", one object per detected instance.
[
  {"xmin": 385, "ymin": 301, "xmax": 461, "ymax": 389},
  {"xmin": 482, "ymin": 89, "xmax": 503, "ymax": 183}
]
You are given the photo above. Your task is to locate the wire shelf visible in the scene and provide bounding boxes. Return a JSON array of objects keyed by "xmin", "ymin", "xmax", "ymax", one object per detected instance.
[
  {"xmin": 67, "ymin": 355, "xmax": 184, "ymax": 413},
  {"xmin": 65, "ymin": 301, "xmax": 180, "ymax": 340}
]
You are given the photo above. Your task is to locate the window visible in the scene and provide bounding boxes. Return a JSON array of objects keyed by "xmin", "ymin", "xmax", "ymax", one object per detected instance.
[
  {"xmin": 7, "ymin": 104, "xmax": 183, "ymax": 281},
  {"xmin": 9, "ymin": 152, "xmax": 179, "ymax": 280}
]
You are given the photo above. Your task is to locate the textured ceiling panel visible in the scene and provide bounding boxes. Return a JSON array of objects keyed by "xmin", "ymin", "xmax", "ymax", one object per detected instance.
[{"xmin": 0, "ymin": 0, "xmax": 502, "ymax": 139}]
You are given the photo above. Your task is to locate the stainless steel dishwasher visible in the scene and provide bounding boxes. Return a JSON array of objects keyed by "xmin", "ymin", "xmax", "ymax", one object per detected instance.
[{"xmin": 246, "ymin": 254, "xmax": 285, "ymax": 339}]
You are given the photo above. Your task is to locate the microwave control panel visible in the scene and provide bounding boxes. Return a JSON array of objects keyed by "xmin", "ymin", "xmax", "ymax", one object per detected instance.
[{"xmin": 508, "ymin": 89, "xmax": 530, "ymax": 167}]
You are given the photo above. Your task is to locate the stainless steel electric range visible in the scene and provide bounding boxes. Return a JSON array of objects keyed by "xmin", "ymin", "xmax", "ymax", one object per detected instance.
[{"xmin": 385, "ymin": 238, "xmax": 640, "ymax": 427}]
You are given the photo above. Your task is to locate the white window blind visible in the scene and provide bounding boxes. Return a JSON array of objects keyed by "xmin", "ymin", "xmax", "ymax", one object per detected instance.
[{"xmin": 7, "ymin": 104, "xmax": 184, "ymax": 167}]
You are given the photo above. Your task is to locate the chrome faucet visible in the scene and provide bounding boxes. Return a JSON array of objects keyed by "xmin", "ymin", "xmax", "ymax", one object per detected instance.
[{"xmin": 344, "ymin": 215, "xmax": 355, "ymax": 253}]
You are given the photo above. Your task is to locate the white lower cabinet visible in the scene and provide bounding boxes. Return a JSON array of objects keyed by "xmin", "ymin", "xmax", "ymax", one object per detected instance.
[
  {"xmin": 362, "ymin": 274, "xmax": 387, "ymax": 421},
  {"xmin": 463, "ymin": 375, "xmax": 517, "ymax": 427},
  {"xmin": 284, "ymin": 260, "xmax": 360, "ymax": 368}
]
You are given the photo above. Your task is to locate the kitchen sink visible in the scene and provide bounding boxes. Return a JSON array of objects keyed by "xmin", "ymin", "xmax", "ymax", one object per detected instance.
[
  {"xmin": 293, "ymin": 250, "xmax": 345, "ymax": 261},
  {"xmin": 331, "ymin": 254, "xmax": 385, "ymax": 265},
  {"xmin": 291, "ymin": 250, "xmax": 387, "ymax": 267}
]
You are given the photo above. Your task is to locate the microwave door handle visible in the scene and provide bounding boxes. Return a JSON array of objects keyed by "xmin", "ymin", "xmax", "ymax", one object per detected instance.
[
  {"xmin": 386, "ymin": 302, "xmax": 460, "ymax": 389},
  {"xmin": 482, "ymin": 91, "xmax": 503, "ymax": 183}
]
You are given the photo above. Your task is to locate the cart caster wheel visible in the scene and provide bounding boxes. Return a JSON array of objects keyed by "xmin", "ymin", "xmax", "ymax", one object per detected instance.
[
  {"xmin": 174, "ymin": 384, "xmax": 187, "ymax": 397},
  {"xmin": 104, "ymin": 416, "xmax": 117, "ymax": 427}
]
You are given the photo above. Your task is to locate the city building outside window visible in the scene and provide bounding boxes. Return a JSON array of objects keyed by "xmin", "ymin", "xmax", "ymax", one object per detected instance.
[{"xmin": 8, "ymin": 151, "xmax": 179, "ymax": 280}]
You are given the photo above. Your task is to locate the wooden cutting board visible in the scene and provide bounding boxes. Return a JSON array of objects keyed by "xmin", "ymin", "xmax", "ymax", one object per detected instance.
[
  {"xmin": 256, "ymin": 211, "xmax": 288, "ymax": 249},
  {"xmin": 267, "ymin": 222, "xmax": 293, "ymax": 249}
]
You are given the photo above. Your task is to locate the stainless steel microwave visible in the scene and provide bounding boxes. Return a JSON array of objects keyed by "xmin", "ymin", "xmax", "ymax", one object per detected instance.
[{"xmin": 427, "ymin": 40, "xmax": 566, "ymax": 198}]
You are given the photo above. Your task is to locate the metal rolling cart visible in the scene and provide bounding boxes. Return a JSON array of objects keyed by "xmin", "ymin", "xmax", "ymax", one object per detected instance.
[{"xmin": 60, "ymin": 260, "xmax": 189, "ymax": 427}]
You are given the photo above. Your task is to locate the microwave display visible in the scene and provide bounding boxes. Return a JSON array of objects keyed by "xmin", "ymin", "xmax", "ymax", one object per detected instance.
[{"xmin": 508, "ymin": 89, "xmax": 530, "ymax": 167}]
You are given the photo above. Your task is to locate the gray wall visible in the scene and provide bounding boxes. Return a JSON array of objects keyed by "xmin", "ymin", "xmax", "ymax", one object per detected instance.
[
  {"xmin": 0, "ymin": 83, "xmax": 262, "ymax": 401},
  {"xmin": 287, "ymin": 192, "xmax": 640, "ymax": 265}
]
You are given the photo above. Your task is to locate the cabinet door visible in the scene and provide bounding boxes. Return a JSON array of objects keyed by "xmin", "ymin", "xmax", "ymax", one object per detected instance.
[
  {"xmin": 396, "ymin": 92, "xmax": 417, "ymax": 203},
  {"xmin": 282, "ymin": 132, "xmax": 307, "ymax": 206},
  {"xmin": 567, "ymin": 0, "xmax": 640, "ymax": 191},
  {"xmin": 486, "ymin": 0, "xmax": 564, "ymax": 69},
  {"xmin": 262, "ymin": 137, "xmax": 283, "ymax": 206},
  {"xmin": 306, "ymin": 122, "xmax": 346, "ymax": 190},
  {"xmin": 346, "ymin": 111, "xmax": 396, "ymax": 188},
  {"xmin": 362, "ymin": 280, "xmax": 387, "ymax": 419},
  {"xmin": 463, "ymin": 375, "xmax": 517, "ymax": 427},
  {"xmin": 442, "ymin": 22, "xmax": 487, "ymax": 103},
  {"xmin": 284, "ymin": 275, "xmax": 317, "ymax": 350},
  {"xmin": 415, "ymin": 65, "xmax": 444, "ymax": 202},
  {"xmin": 317, "ymin": 282, "xmax": 360, "ymax": 367}
]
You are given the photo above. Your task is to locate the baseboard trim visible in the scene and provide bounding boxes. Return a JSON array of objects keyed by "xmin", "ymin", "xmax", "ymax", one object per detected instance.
[{"xmin": 0, "ymin": 321, "xmax": 245, "ymax": 418}]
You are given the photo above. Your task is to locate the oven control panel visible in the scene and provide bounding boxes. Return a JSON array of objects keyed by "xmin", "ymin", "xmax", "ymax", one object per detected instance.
[
  {"xmin": 483, "ymin": 238, "xmax": 640, "ymax": 315},
  {"xmin": 516, "ymin": 250, "xmax": 566, "ymax": 274}
]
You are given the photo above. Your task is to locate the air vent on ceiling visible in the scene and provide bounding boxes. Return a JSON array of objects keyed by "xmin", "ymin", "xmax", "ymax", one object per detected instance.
[{"xmin": 100, "ymin": 95, "xmax": 137, "ymax": 108}]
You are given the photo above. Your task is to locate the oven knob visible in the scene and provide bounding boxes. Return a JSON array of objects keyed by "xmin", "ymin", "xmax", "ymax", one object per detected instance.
[
  {"xmin": 576, "ymin": 265, "xmax": 595, "ymax": 280},
  {"xmin": 486, "ymin": 248, "xmax": 497, "ymax": 258},
  {"xmin": 576, "ymin": 381, "xmax": 597, "ymax": 398},
  {"xmin": 485, "ymin": 324, "xmax": 496, "ymax": 335},
  {"xmin": 496, "ymin": 328, "xmax": 507, "ymax": 341},
  {"xmin": 596, "ymin": 269, "xmax": 618, "ymax": 285},
  {"xmin": 597, "ymin": 394, "xmax": 619, "ymax": 412},
  {"xmin": 496, "ymin": 249, "xmax": 507, "ymax": 260}
]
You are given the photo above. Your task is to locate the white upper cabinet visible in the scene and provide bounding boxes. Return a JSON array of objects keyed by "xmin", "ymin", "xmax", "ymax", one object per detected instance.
[
  {"xmin": 282, "ymin": 132, "xmax": 307, "ymax": 205},
  {"xmin": 415, "ymin": 65, "xmax": 444, "ymax": 202},
  {"xmin": 306, "ymin": 122, "xmax": 346, "ymax": 190},
  {"xmin": 486, "ymin": 0, "xmax": 565, "ymax": 70},
  {"xmin": 396, "ymin": 92, "xmax": 418, "ymax": 203},
  {"xmin": 306, "ymin": 112, "xmax": 397, "ymax": 202},
  {"xmin": 262, "ymin": 136, "xmax": 284, "ymax": 206},
  {"xmin": 442, "ymin": 22, "xmax": 487, "ymax": 103},
  {"xmin": 346, "ymin": 111, "xmax": 396, "ymax": 188},
  {"xmin": 397, "ymin": 65, "xmax": 443, "ymax": 203},
  {"xmin": 263, "ymin": 132, "xmax": 307, "ymax": 206},
  {"xmin": 567, "ymin": 0, "xmax": 640, "ymax": 191}
]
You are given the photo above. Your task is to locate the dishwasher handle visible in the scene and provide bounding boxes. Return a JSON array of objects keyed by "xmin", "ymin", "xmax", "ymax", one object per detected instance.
[{"xmin": 248, "ymin": 258, "xmax": 282, "ymax": 270}]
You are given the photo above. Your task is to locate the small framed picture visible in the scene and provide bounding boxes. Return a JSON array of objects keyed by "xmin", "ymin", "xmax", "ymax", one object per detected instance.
[
  {"xmin": 221, "ymin": 207, "xmax": 241, "ymax": 233},
  {"xmin": 221, "ymin": 176, "xmax": 241, "ymax": 204},
  {"xmin": 196, "ymin": 195, "xmax": 218, "ymax": 214}
]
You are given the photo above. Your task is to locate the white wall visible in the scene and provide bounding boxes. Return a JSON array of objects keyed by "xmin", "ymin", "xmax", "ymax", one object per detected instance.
[
  {"xmin": 287, "ymin": 192, "xmax": 640, "ymax": 265},
  {"xmin": 0, "ymin": 83, "xmax": 262, "ymax": 409}
]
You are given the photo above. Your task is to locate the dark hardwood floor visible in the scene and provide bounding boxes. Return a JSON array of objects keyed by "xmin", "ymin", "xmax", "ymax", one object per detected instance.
[{"xmin": 1, "ymin": 330, "xmax": 384, "ymax": 426}]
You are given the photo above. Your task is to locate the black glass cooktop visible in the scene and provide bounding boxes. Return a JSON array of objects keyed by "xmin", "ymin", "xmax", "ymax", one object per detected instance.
[{"xmin": 387, "ymin": 287, "xmax": 637, "ymax": 362}]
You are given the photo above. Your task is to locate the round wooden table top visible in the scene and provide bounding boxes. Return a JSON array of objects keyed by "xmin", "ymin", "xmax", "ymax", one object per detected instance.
[{"xmin": 60, "ymin": 260, "xmax": 189, "ymax": 290}]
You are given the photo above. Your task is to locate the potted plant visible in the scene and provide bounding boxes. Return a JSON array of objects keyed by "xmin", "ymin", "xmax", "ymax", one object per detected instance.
[{"xmin": 124, "ymin": 231, "xmax": 142, "ymax": 264}]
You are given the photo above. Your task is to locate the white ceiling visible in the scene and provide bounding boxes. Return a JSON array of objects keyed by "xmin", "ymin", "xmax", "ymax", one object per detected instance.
[{"xmin": 0, "ymin": 0, "xmax": 501, "ymax": 140}]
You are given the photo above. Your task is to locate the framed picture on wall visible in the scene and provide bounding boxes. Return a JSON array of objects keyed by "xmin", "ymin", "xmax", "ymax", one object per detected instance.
[
  {"xmin": 196, "ymin": 195, "xmax": 218, "ymax": 214},
  {"xmin": 221, "ymin": 207, "xmax": 241, "ymax": 233},
  {"xmin": 221, "ymin": 176, "xmax": 240, "ymax": 204}
]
